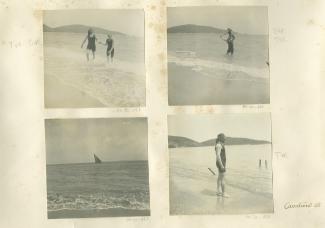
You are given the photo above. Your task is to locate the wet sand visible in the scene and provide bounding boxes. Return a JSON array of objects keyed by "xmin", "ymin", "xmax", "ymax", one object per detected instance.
[
  {"xmin": 170, "ymin": 176, "xmax": 273, "ymax": 215},
  {"xmin": 169, "ymin": 147, "xmax": 273, "ymax": 215},
  {"xmin": 168, "ymin": 63, "xmax": 270, "ymax": 105},
  {"xmin": 45, "ymin": 75, "xmax": 105, "ymax": 108},
  {"xmin": 48, "ymin": 208, "xmax": 150, "ymax": 219}
]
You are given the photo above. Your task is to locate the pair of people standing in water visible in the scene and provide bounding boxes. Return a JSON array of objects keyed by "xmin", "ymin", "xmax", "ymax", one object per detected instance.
[{"xmin": 81, "ymin": 28, "xmax": 115, "ymax": 63}]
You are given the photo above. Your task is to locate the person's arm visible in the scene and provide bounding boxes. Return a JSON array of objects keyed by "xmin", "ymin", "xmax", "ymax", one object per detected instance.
[
  {"xmin": 81, "ymin": 35, "xmax": 87, "ymax": 48},
  {"xmin": 98, "ymin": 40, "xmax": 106, "ymax": 45},
  {"xmin": 215, "ymin": 144, "xmax": 224, "ymax": 169},
  {"xmin": 219, "ymin": 34, "xmax": 227, "ymax": 42}
]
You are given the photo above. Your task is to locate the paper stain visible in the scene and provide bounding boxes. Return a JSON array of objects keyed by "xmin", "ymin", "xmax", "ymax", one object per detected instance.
[
  {"xmin": 306, "ymin": 19, "xmax": 315, "ymax": 26},
  {"xmin": 33, "ymin": 10, "xmax": 42, "ymax": 23}
]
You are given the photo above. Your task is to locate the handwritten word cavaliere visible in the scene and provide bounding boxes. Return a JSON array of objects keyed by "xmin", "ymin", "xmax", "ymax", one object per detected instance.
[{"xmin": 284, "ymin": 202, "xmax": 321, "ymax": 209}]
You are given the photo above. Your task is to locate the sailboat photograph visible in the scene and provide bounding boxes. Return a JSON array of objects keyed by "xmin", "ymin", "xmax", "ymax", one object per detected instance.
[{"xmin": 45, "ymin": 118, "xmax": 150, "ymax": 219}]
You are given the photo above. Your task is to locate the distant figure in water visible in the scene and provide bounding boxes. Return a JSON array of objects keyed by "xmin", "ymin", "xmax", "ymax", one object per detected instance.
[
  {"xmin": 81, "ymin": 28, "xmax": 97, "ymax": 61},
  {"xmin": 220, "ymin": 28, "xmax": 235, "ymax": 55},
  {"xmin": 215, "ymin": 133, "xmax": 229, "ymax": 198},
  {"xmin": 100, "ymin": 34, "xmax": 115, "ymax": 63}
]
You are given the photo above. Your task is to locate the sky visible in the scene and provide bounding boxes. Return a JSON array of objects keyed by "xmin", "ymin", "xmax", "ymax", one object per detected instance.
[
  {"xmin": 43, "ymin": 9, "xmax": 144, "ymax": 37},
  {"xmin": 45, "ymin": 118, "xmax": 147, "ymax": 165},
  {"xmin": 168, "ymin": 113, "xmax": 271, "ymax": 142},
  {"xmin": 168, "ymin": 6, "xmax": 268, "ymax": 35}
]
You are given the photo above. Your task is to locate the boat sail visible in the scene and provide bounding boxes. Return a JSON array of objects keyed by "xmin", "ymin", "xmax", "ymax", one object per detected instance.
[{"xmin": 94, "ymin": 154, "xmax": 102, "ymax": 164}]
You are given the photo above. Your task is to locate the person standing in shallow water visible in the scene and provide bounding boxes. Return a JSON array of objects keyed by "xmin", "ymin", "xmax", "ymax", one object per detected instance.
[
  {"xmin": 215, "ymin": 133, "xmax": 229, "ymax": 198},
  {"xmin": 220, "ymin": 28, "xmax": 235, "ymax": 55},
  {"xmin": 100, "ymin": 34, "xmax": 115, "ymax": 63},
  {"xmin": 81, "ymin": 28, "xmax": 97, "ymax": 61}
]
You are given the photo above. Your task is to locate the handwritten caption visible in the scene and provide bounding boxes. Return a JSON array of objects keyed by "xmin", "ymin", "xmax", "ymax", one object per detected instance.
[
  {"xmin": 127, "ymin": 216, "xmax": 149, "ymax": 222},
  {"xmin": 111, "ymin": 107, "xmax": 142, "ymax": 113},
  {"xmin": 242, "ymin": 104, "xmax": 264, "ymax": 109},
  {"xmin": 284, "ymin": 202, "xmax": 321, "ymax": 210},
  {"xmin": 274, "ymin": 151, "xmax": 288, "ymax": 159},
  {"xmin": 272, "ymin": 28, "xmax": 287, "ymax": 42},
  {"xmin": 246, "ymin": 214, "xmax": 271, "ymax": 219},
  {"xmin": 0, "ymin": 39, "xmax": 41, "ymax": 48}
]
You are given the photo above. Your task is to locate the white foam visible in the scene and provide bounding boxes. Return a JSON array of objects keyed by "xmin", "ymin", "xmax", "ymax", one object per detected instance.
[
  {"xmin": 44, "ymin": 47, "xmax": 145, "ymax": 107},
  {"xmin": 168, "ymin": 54, "xmax": 269, "ymax": 79}
]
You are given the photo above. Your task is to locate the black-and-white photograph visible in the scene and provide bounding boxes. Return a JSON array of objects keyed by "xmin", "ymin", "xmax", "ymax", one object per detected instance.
[
  {"xmin": 45, "ymin": 118, "xmax": 150, "ymax": 219},
  {"xmin": 43, "ymin": 10, "xmax": 145, "ymax": 108},
  {"xmin": 168, "ymin": 113, "xmax": 273, "ymax": 215},
  {"xmin": 168, "ymin": 6, "xmax": 270, "ymax": 105}
]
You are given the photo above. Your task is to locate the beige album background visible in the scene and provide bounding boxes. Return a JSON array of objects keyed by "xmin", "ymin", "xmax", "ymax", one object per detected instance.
[{"xmin": 0, "ymin": 0, "xmax": 325, "ymax": 227}]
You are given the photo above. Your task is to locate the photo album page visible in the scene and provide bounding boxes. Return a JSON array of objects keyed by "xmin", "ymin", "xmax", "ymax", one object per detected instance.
[{"xmin": 0, "ymin": 0, "xmax": 324, "ymax": 228}]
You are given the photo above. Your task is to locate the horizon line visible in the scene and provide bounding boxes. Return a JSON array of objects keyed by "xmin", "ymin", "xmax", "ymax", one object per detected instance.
[
  {"xmin": 46, "ymin": 159, "xmax": 148, "ymax": 166},
  {"xmin": 168, "ymin": 134, "xmax": 271, "ymax": 143}
]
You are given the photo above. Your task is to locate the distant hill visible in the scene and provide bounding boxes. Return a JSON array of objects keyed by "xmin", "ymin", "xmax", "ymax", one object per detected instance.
[
  {"xmin": 168, "ymin": 135, "xmax": 270, "ymax": 148},
  {"xmin": 167, "ymin": 24, "xmax": 225, "ymax": 34},
  {"xmin": 200, "ymin": 137, "xmax": 271, "ymax": 147},
  {"xmin": 43, "ymin": 24, "xmax": 125, "ymax": 36},
  {"xmin": 168, "ymin": 135, "xmax": 201, "ymax": 148}
]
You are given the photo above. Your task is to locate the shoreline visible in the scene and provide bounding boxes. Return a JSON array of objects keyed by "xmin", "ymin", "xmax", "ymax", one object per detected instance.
[{"xmin": 48, "ymin": 208, "xmax": 150, "ymax": 219}]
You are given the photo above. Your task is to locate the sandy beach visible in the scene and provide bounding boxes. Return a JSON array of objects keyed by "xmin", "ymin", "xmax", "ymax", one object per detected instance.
[
  {"xmin": 170, "ymin": 174, "xmax": 273, "ymax": 215},
  {"xmin": 168, "ymin": 63, "xmax": 269, "ymax": 106},
  {"xmin": 169, "ymin": 146, "xmax": 273, "ymax": 215},
  {"xmin": 45, "ymin": 75, "xmax": 105, "ymax": 108}
]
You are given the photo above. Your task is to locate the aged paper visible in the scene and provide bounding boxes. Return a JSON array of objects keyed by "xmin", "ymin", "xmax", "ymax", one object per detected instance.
[{"xmin": 0, "ymin": 0, "xmax": 325, "ymax": 227}]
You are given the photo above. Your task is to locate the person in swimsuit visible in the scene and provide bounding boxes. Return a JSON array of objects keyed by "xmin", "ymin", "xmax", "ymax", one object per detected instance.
[
  {"xmin": 220, "ymin": 28, "xmax": 235, "ymax": 55},
  {"xmin": 215, "ymin": 133, "xmax": 229, "ymax": 197},
  {"xmin": 81, "ymin": 28, "xmax": 98, "ymax": 61},
  {"xmin": 100, "ymin": 34, "xmax": 114, "ymax": 63}
]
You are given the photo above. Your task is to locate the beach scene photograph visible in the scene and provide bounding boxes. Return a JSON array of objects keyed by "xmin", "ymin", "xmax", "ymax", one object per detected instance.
[
  {"xmin": 168, "ymin": 6, "xmax": 270, "ymax": 105},
  {"xmin": 168, "ymin": 113, "xmax": 273, "ymax": 215},
  {"xmin": 45, "ymin": 118, "xmax": 150, "ymax": 219},
  {"xmin": 43, "ymin": 10, "xmax": 145, "ymax": 108}
]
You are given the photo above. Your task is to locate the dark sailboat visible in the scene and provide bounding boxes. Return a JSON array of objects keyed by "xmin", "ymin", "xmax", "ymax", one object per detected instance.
[{"xmin": 94, "ymin": 154, "xmax": 102, "ymax": 164}]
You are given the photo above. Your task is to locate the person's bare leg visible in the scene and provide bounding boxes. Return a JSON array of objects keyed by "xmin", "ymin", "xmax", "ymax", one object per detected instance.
[
  {"xmin": 92, "ymin": 51, "xmax": 95, "ymax": 60},
  {"xmin": 221, "ymin": 173, "xmax": 225, "ymax": 194},
  {"xmin": 220, "ymin": 173, "xmax": 229, "ymax": 197},
  {"xmin": 217, "ymin": 173, "xmax": 222, "ymax": 195}
]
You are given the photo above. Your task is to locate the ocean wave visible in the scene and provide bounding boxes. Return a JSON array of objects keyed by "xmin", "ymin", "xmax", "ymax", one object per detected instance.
[
  {"xmin": 45, "ymin": 47, "xmax": 144, "ymax": 76},
  {"xmin": 44, "ymin": 47, "xmax": 145, "ymax": 107},
  {"xmin": 47, "ymin": 192, "xmax": 150, "ymax": 211},
  {"xmin": 168, "ymin": 54, "xmax": 269, "ymax": 79}
]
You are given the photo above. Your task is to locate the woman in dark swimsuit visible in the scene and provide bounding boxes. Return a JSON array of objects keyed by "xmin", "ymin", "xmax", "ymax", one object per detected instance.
[
  {"xmin": 81, "ymin": 28, "xmax": 97, "ymax": 61},
  {"xmin": 220, "ymin": 28, "xmax": 235, "ymax": 56},
  {"xmin": 100, "ymin": 34, "xmax": 115, "ymax": 63}
]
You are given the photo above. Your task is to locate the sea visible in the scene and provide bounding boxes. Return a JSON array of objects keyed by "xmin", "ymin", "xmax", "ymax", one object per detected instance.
[
  {"xmin": 168, "ymin": 33, "xmax": 269, "ymax": 77},
  {"xmin": 46, "ymin": 160, "xmax": 150, "ymax": 217},
  {"xmin": 167, "ymin": 33, "xmax": 270, "ymax": 105},
  {"xmin": 170, "ymin": 144, "xmax": 273, "ymax": 197},
  {"xmin": 44, "ymin": 32, "xmax": 145, "ymax": 107}
]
